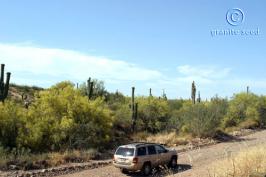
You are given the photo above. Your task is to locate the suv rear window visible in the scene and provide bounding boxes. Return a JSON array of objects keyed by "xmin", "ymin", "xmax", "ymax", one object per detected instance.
[{"xmin": 116, "ymin": 147, "xmax": 134, "ymax": 156}]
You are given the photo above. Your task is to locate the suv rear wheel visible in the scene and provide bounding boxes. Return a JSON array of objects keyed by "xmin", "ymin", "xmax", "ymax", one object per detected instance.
[
  {"xmin": 120, "ymin": 168, "xmax": 128, "ymax": 174},
  {"xmin": 142, "ymin": 162, "xmax": 151, "ymax": 176},
  {"xmin": 169, "ymin": 156, "xmax": 177, "ymax": 168}
]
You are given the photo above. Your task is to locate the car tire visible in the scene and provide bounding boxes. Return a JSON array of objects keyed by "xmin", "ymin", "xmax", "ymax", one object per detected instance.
[
  {"xmin": 120, "ymin": 168, "xmax": 128, "ymax": 174},
  {"xmin": 168, "ymin": 156, "xmax": 177, "ymax": 168},
  {"xmin": 142, "ymin": 163, "xmax": 151, "ymax": 176}
]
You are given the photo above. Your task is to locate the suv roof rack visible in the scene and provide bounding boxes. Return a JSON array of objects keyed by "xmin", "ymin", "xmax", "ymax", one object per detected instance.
[{"xmin": 130, "ymin": 142, "xmax": 166, "ymax": 146}]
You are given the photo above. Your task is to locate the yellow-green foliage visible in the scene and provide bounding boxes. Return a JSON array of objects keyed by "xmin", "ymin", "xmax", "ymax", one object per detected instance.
[
  {"xmin": 113, "ymin": 103, "xmax": 131, "ymax": 129},
  {"xmin": 209, "ymin": 144, "xmax": 266, "ymax": 177},
  {"xmin": 223, "ymin": 93, "xmax": 266, "ymax": 128},
  {"xmin": 1, "ymin": 81, "xmax": 113, "ymax": 152},
  {"xmin": 225, "ymin": 93, "xmax": 259, "ymax": 125},
  {"xmin": 0, "ymin": 100, "xmax": 23, "ymax": 148},
  {"xmin": 136, "ymin": 96, "xmax": 169, "ymax": 133},
  {"xmin": 2, "ymin": 81, "xmax": 266, "ymax": 156},
  {"xmin": 176, "ymin": 98, "xmax": 228, "ymax": 137}
]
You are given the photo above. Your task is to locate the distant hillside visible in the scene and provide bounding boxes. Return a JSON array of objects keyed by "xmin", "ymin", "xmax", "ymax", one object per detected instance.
[{"xmin": 8, "ymin": 83, "xmax": 44, "ymax": 102}]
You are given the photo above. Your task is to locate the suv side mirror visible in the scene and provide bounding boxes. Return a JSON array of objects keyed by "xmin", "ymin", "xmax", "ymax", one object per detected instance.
[{"xmin": 164, "ymin": 149, "xmax": 168, "ymax": 153}]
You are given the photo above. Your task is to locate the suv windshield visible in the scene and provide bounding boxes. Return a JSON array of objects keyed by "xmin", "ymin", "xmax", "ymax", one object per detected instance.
[
  {"xmin": 116, "ymin": 147, "xmax": 134, "ymax": 156},
  {"xmin": 155, "ymin": 145, "xmax": 166, "ymax": 153}
]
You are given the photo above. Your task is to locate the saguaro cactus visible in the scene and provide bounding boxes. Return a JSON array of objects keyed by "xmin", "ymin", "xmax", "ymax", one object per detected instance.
[
  {"xmin": 0, "ymin": 64, "xmax": 11, "ymax": 102},
  {"xmin": 149, "ymin": 88, "xmax": 152, "ymax": 97},
  {"xmin": 191, "ymin": 81, "xmax": 196, "ymax": 104},
  {"xmin": 87, "ymin": 77, "xmax": 91, "ymax": 95},
  {"xmin": 197, "ymin": 91, "xmax": 201, "ymax": 103},
  {"xmin": 89, "ymin": 81, "xmax": 93, "ymax": 99},
  {"xmin": 131, "ymin": 87, "xmax": 138, "ymax": 132},
  {"xmin": 162, "ymin": 89, "xmax": 167, "ymax": 100},
  {"xmin": 131, "ymin": 87, "xmax": 135, "ymax": 131},
  {"xmin": 133, "ymin": 102, "xmax": 138, "ymax": 132},
  {"xmin": 86, "ymin": 77, "xmax": 94, "ymax": 99}
]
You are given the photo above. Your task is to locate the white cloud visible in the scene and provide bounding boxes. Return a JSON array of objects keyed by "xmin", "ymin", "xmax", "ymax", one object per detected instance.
[
  {"xmin": 143, "ymin": 65, "xmax": 233, "ymax": 98},
  {"xmin": 1, "ymin": 43, "xmax": 265, "ymax": 98},
  {"xmin": 177, "ymin": 65, "xmax": 231, "ymax": 81},
  {"xmin": 0, "ymin": 43, "xmax": 162, "ymax": 86}
]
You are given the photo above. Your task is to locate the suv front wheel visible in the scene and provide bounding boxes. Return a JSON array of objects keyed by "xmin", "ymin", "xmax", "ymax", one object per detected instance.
[{"xmin": 142, "ymin": 162, "xmax": 151, "ymax": 176}]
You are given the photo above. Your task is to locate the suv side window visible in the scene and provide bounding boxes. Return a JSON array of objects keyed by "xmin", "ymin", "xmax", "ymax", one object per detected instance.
[
  {"xmin": 147, "ymin": 145, "xmax": 157, "ymax": 155},
  {"xmin": 137, "ymin": 147, "xmax": 147, "ymax": 156},
  {"xmin": 155, "ymin": 145, "xmax": 166, "ymax": 154}
]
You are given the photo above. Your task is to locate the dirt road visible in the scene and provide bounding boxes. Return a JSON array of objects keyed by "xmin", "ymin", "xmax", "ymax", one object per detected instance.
[{"xmin": 59, "ymin": 130, "xmax": 266, "ymax": 177}]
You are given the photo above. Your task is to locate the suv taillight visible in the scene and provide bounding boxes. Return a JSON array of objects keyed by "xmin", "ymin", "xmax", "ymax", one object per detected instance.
[{"xmin": 132, "ymin": 157, "xmax": 138, "ymax": 164}]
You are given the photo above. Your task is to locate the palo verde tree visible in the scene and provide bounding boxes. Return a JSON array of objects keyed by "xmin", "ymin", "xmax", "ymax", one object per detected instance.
[{"xmin": 17, "ymin": 81, "xmax": 113, "ymax": 151}]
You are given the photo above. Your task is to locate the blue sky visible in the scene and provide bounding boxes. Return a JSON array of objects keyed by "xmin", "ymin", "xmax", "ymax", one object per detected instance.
[{"xmin": 0, "ymin": 0, "xmax": 265, "ymax": 99}]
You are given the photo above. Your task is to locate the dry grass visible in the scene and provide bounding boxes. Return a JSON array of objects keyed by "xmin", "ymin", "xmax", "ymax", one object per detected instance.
[
  {"xmin": 133, "ymin": 131, "xmax": 191, "ymax": 146},
  {"xmin": 224, "ymin": 126, "xmax": 242, "ymax": 134},
  {"xmin": 225, "ymin": 119, "xmax": 260, "ymax": 134},
  {"xmin": 0, "ymin": 149, "xmax": 97, "ymax": 170},
  {"xmin": 208, "ymin": 144, "xmax": 266, "ymax": 177},
  {"xmin": 238, "ymin": 119, "xmax": 260, "ymax": 129}
]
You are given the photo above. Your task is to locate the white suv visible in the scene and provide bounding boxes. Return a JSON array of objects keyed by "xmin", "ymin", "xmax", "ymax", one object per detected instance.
[{"xmin": 113, "ymin": 142, "xmax": 178, "ymax": 176}]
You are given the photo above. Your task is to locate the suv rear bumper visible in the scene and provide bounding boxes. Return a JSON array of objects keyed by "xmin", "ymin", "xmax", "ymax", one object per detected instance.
[{"xmin": 113, "ymin": 162, "xmax": 141, "ymax": 171}]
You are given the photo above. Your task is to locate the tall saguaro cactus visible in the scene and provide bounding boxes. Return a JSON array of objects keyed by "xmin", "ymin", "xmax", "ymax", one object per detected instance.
[
  {"xmin": 133, "ymin": 102, "xmax": 138, "ymax": 131},
  {"xmin": 149, "ymin": 88, "xmax": 152, "ymax": 97},
  {"xmin": 0, "ymin": 64, "xmax": 11, "ymax": 102},
  {"xmin": 131, "ymin": 87, "xmax": 138, "ymax": 132},
  {"xmin": 87, "ymin": 77, "xmax": 94, "ymax": 99},
  {"xmin": 191, "ymin": 81, "xmax": 196, "ymax": 104}
]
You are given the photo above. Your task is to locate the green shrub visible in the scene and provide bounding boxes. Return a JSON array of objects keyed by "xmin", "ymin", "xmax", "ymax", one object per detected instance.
[
  {"xmin": 0, "ymin": 101, "xmax": 24, "ymax": 148},
  {"xmin": 224, "ymin": 93, "xmax": 266, "ymax": 129},
  {"xmin": 136, "ymin": 97, "xmax": 169, "ymax": 133},
  {"xmin": 179, "ymin": 99, "xmax": 226, "ymax": 138},
  {"xmin": 256, "ymin": 96, "xmax": 266, "ymax": 127},
  {"xmin": 17, "ymin": 81, "xmax": 113, "ymax": 152},
  {"xmin": 222, "ymin": 116, "xmax": 237, "ymax": 128}
]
